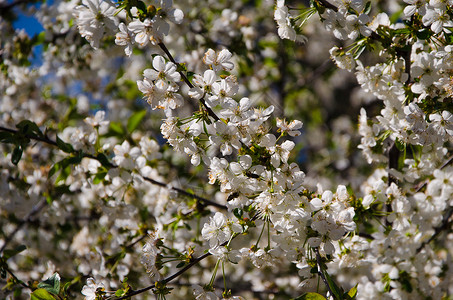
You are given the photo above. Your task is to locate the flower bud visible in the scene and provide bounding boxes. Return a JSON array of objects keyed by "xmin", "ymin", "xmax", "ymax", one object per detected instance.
[{"xmin": 147, "ymin": 5, "xmax": 156, "ymax": 19}]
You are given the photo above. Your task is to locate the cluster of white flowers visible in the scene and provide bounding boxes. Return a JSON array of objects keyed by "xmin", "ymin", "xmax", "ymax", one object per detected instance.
[
  {"xmin": 2, "ymin": 0, "xmax": 453, "ymax": 299},
  {"xmin": 274, "ymin": 0, "xmax": 308, "ymax": 43},
  {"xmin": 132, "ymin": 26, "xmax": 359, "ymax": 296},
  {"xmin": 73, "ymin": 0, "xmax": 118, "ymax": 49}
]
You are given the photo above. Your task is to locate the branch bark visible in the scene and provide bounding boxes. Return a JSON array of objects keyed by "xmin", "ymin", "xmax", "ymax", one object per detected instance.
[
  {"xmin": 114, "ymin": 251, "xmax": 212, "ymax": 299},
  {"xmin": 0, "ymin": 199, "xmax": 47, "ymax": 254},
  {"xmin": 158, "ymin": 42, "xmax": 220, "ymax": 121},
  {"xmin": 0, "ymin": 125, "xmax": 227, "ymax": 210}
]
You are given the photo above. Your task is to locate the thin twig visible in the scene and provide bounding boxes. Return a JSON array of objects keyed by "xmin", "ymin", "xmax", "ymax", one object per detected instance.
[
  {"xmin": 4, "ymin": 266, "xmax": 33, "ymax": 290},
  {"xmin": 315, "ymin": 0, "xmax": 384, "ymax": 43},
  {"xmin": 0, "ymin": 199, "xmax": 47, "ymax": 253},
  {"xmin": 123, "ymin": 234, "xmax": 147, "ymax": 250},
  {"xmin": 416, "ymin": 207, "xmax": 453, "ymax": 253},
  {"xmin": 158, "ymin": 42, "xmax": 220, "ymax": 121},
  {"xmin": 114, "ymin": 252, "xmax": 212, "ymax": 299},
  {"xmin": 314, "ymin": 247, "xmax": 335, "ymax": 298},
  {"xmin": 316, "ymin": 0, "xmax": 337, "ymax": 11},
  {"xmin": 142, "ymin": 176, "xmax": 226, "ymax": 210},
  {"xmin": 415, "ymin": 154, "xmax": 453, "ymax": 193},
  {"xmin": 0, "ymin": 125, "xmax": 227, "ymax": 210},
  {"xmin": 0, "ymin": 0, "xmax": 32, "ymax": 11}
]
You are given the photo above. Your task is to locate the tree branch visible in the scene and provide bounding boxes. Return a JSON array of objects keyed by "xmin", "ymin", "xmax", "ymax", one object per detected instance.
[
  {"xmin": 315, "ymin": 0, "xmax": 385, "ymax": 43},
  {"xmin": 158, "ymin": 42, "xmax": 220, "ymax": 121},
  {"xmin": 415, "ymin": 154, "xmax": 453, "ymax": 193},
  {"xmin": 0, "ymin": 199, "xmax": 47, "ymax": 254},
  {"xmin": 0, "ymin": 0, "xmax": 35, "ymax": 11},
  {"xmin": 416, "ymin": 206, "xmax": 453, "ymax": 253},
  {"xmin": 3, "ymin": 265, "xmax": 33, "ymax": 290},
  {"xmin": 113, "ymin": 252, "xmax": 212, "ymax": 299},
  {"xmin": 314, "ymin": 247, "xmax": 335, "ymax": 298},
  {"xmin": 0, "ymin": 125, "xmax": 227, "ymax": 210},
  {"xmin": 142, "ymin": 176, "xmax": 227, "ymax": 210},
  {"xmin": 316, "ymin": 0, "xmax": 337, "ymax": 11}
]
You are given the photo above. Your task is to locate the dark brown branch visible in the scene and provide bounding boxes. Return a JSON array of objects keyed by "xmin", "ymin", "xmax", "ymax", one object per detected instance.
[
  {"xmin": 3, "ymin": 265, "xmax": 33, "ymax": 290},
  {"xmin": 415, "ymin": 154, "xmax": 453, "ymax": 193},
  {"xmin": 114, "ymin": 252, "xmax": 212, "ymax": 300},
  {"xmin": 0, "ymin": 125, "xmax": 227, "ymax": 210},
  {"xmin": 316, "ymin": 0, "xmax": 337, "ymax": 11},
  {"xmin": 314, "ymin": 247, "xmax": 335, "ymax": 298},
  {"xmin": 158, "ymin": 42, "xmax": 220, "ymax": 121},
  {"xmin": 416, "ymin": 207, "xmax": 453, "ymax": 253},
  {"xmin": 388, "ymin": 142, "xmax": 399, "ymax": 186},
  {"xmin": 316, "ymin": 0, "xmax": 384, "ymax": 43},
  {"xmin": 0, "ymin": 0, "xmax": 34, "ymax": 11},
  {"xmin": 0, "ymin": 199, "xmax": 47, "ymax": 253},
  {"xmin": 142, "ymin": 176, "xmax": 227, "ymax": 210}
]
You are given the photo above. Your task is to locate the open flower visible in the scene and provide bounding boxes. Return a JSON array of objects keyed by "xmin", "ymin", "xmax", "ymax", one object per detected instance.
[
  {"xmin": 202, "ymin": 212, "xmax": 231, "ymax": 249},
  {"xmin": 144, "ymin": 55, "xmax": 181, "ymax": 91},
  {"xmin": 203, "ymin": 48, "xmax": 234, "ymax": 72},
  {"xmin": 277, "ymin": 118, "xmax": 303, "ymax": 137},
  {"xmin": 73, "ymin": 0, "xmax": 118, "ymax": 49},
  {"xmin": 81, "ymin": 278, "xmax": 105, "ymax": 300},
  {"xmin": 115, "ymin": 23, "xmax": 134, "ymax": 56}
]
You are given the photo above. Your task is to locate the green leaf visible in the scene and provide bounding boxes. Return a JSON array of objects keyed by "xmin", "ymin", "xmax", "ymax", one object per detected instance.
[
  {"xmin": 34, "ymin": 31, "xmax": 46, "ymax": 45},
  {"xmin": 109, "ymin": 122, "xmax": 125, "ymax": 136},
  {"xmin": 176, "ymin": 261, "xmax": 186, "ymax": 268},
  {"xmin": 11, "ymin": 146, "xmax": 23, "ymax": 165},
  {"xmin": 233, "ymin": 208, "xmax": 243, "ymax": 219},
  {"xmin": 96, "ymin": 153, "xmax": 113, "ymax": 167},
  {"xmin": 392, "ymin": 28, "xmax": 411, "ymax": 35},
  {"xmin": 0, "ymin": 131, "xmax": 15, "ymax": 144},
  {"xmin": 416, "ymin": 29, "xmax": 431, "ymax": 40},
  {"xmin": 363, "ymin": 1, "xmax": 371, "ymax": 14},
  {"xmin": 127, "ymin": 110, "xmax": 147, "ymax": 133},
  {"xmin": 38, "ymin": 273, "xmax": 61, "ymax": 295},
  {"xmin": 49, "ymin": 152, "xmax": 83, "ymax": 181},
  {"xmin": 16, "ymin": 120, "xmax": 43, "ymax": 137},
  {"xmin": 115, "ymin": 288, "xmax": 126, "ymax": 297},
  {"xmin": 56, "ymin": 136, "xmax": 74, "ymax": 153},
  {"xmin": 93, "ymin": 171, "xmax": 107, "ymax": 184},
  {"xmin": 136, "ymin": 0, "xmax": 147, "ymax": 13},
  {"xmin": 395, "ymin": 139, "xmax": 405, "ymax": 151},
  {"xmin": 2, "ymin": 245, "xmax": 26, "ymax": 260},
  {"xmin": 324, "ymin": 270, "xmax": 344, "ymax": 300},
  {"xmin": 346, "ymin": 284, "xmax": 358, "ymax": 299},
  {"xmin": 30, "ymin": 288, "xmax": 56, "ymax": 300},
  {"xmin": 292, "ymin": 292, "xmax": 327, "ymax": 300}
]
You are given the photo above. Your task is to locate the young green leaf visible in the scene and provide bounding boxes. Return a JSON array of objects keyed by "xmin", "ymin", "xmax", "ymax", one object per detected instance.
[
  {"xmin": 292, "ymin": 292, "xmax": 327, "ymax": 300},
  {"xmin": 2, "ymin": 245, "xmax": 27, "ymax": 260},
  {"xmin": 346, "ymin": 284, "xmax": 358, "ymax": 299},
  {"xmin": 115, "ymin": 288, "xmax": 126, "ymax": 297},
  {"xmin": 0, "ymin": 131, "xmax": 15, "ymax": 144},
  {"xmin": 30, "ymin": 288, "xmax": 57, "ymax": 300},
  {"xmin": 16, "ymin": 120, "xmax": 44, "ymax": 137},
  {"xmin": 127, "ymin": 109, "xmax": 147, "ymax": 133},
  {"xmin": 323, "ymin": 269, "xmax": 344, "ymax": 300},
  {"xmin": 38, "ymin": 273, "xmax": 61, "ymax": 295},
  {"xmin": 11, "ymin": 145, "xmax": 23, "ymax": 165},
  {"xmin": 109, "ymin": 122, "xmax": 125, "ymax": 136},
  {"xmin": 56, "ymin": 136, "xmax": 74, "ymax": 153}
]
